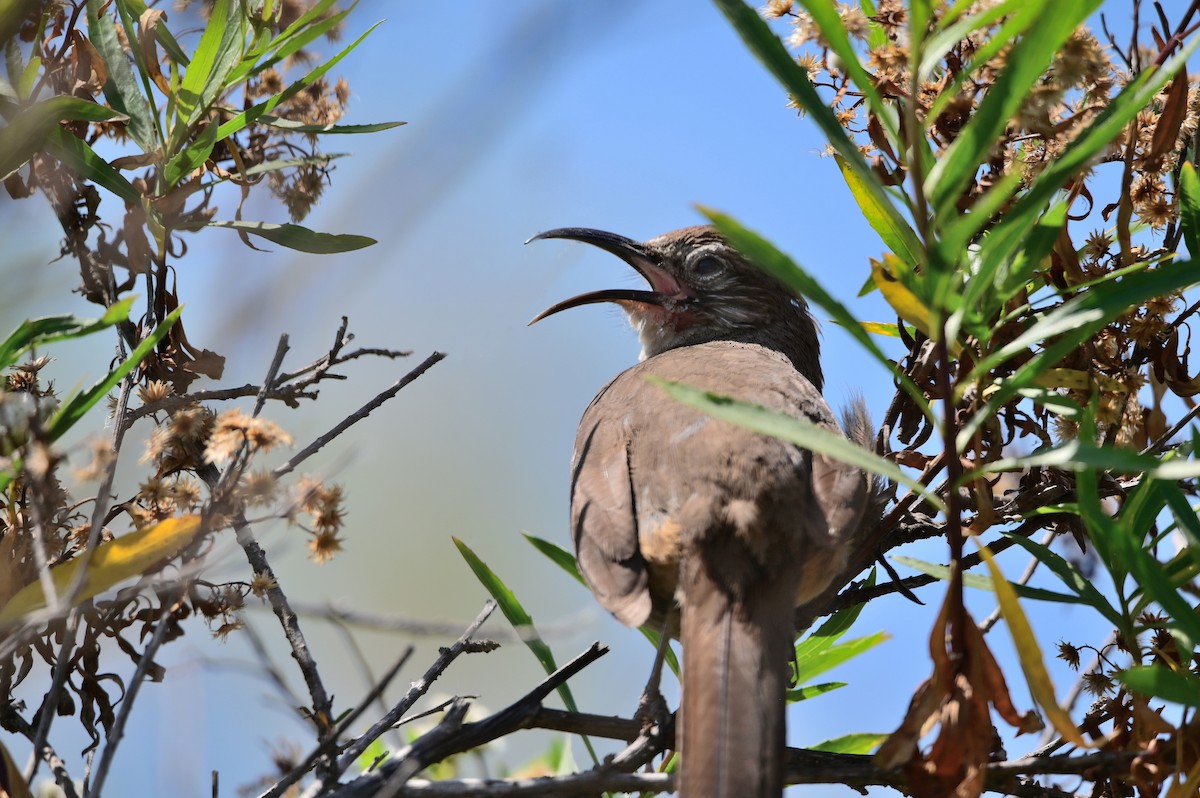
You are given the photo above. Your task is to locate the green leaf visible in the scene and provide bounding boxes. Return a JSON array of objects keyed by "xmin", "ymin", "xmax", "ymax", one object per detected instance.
[
  {"xmin": 922, "ymin": 0, "xmax": 1041, "ymax": 120},
  {"xmin": 835, "ymin": 155, "xmax": 922, "ymax": 269},
  {"xmin": 87, "ymin": 0, "xmax": 157, "ymax": 151},
  {"xmin": 958, "ymin": 258, "xmax": 1200, "ymax": 447},
  {"xmin": 523, "ymin": 534, "xmax": 583, "ymax": 585},
  {"xmin": 711, "ymin": 0, "xmax": 911, "ymax": 246},
  {"xmin": 163, "ymin": 119, "xmax": 218, "ymax": 186},
  {"xmin": 216, "ymin": 21, "xmax": 382, "ymax": 141},
  {"xmin": 810, "ymin": 732, "xmax": 887, "ymax": 755},
  {"xmin": 1118, "ymin": 665, "xmax": 1200, "ymax": 707},
  {"xmin": 792, "ymin": 631, "xmax": 889, "ymax": 684},
  {"xmin": 205, "ymin": 221, "xmax": 375, "ymax": 253},
  {"xmin": 1180, "ymin": 162, "xmax": 1200, "ymax": 259},
  {"xmin": 1162, "ymin": 484, "xmax": 1200, "ymax": 575},
  {"xmin": 249, "ymin": 115, "xmax": 405, "ymax": 135},
  {"xmin": 45, "ymin": 128, "xmax": 141, "ymax": 204},
  {"xmin": 786, "ymin": 681, "xmax": 846, "ymax": 702},
  {"xmin": 892, "ymin": 554, "xmax": 1089, "ymax": 606},
  {"xmin": 0, "ymin": 297, "xmax": 134, "ymax": 368},
  {"xmin": 521, "ymin": 532, "xmax": 680, "ymax": 677},
  {"xmin": 1001, "ymin": 532, "xmax": 1124, "ymax": 628},
  {"xmin": 0, "ymin": 96, "xmax": 128, "ymax": 179},
  {"xmin": 45, "ymin": 306, "xmax": 182, "ymax": 442},
  {"xmin": 926, "ymin": 0, "xmax": 1099, "ymax": 216},
  {"xmin": 452, "ymin": 538, "xmax": 599, "ymax": 764},
  {"xmin": 795, "ymin": 568, "xmax": 876, "ymax": 665},
  {"xmin": 1001, "ymin": 33, "xmax": 1200, "ymax": 245},
  {"xmin": 175, "ymin": 0, "xmax": 245, "ymax": 128},
  {"xmin": 650, "ymin": 375, "xmax": 944, "ymax": 511},
  {"xmin": 230, "ymin": 2, "xmax": 350, "ymax": 84},
  {"xmin": 955, "ymin": 197, "xmax": 1062, "ymax": 337},
  {"xmin": 119, "ymin": 0, "xmax": 190, "ymax": 66},
  {"xmin": 797, "ymin": 0, "xmax": 897, "ymax": 142},
  {"xmin": 700, "ymin": 208, "xmax": 927, "ymax": 413},
  {"xmin": 980, "ymin": 438, "xmax": 1200, "ymax": 481}
]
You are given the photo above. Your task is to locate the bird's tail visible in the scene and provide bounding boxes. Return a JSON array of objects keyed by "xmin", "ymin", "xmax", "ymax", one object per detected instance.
[
  {"xmin": 840, "ymin": 394, "xmax": 890, "ymax": 529},
  {"xmin": 678, "ymin": 557, "xmax": 794, "ymax": 798}
]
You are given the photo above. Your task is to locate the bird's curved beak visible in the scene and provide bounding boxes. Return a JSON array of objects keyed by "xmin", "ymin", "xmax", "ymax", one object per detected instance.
[{"xmin": 526, "ymin": 228, "xmax": 683, "ymax": 325}]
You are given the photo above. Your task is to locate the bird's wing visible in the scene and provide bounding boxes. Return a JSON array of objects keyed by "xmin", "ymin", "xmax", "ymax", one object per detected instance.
[{"xmin": 570, "ymin": 378, "xmax": 652, "ymax": 628}]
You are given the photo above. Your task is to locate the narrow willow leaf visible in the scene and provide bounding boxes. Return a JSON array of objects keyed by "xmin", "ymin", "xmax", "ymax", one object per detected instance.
[
  {"xmin": 835, "ymin": 154, "xmax": 921, "ymax": 269},
  {"xmin": 46, "ymin": 128, "xmax": 142, "ymax": 204},
  {"xmin": 892, "ymin": 555, "xmax": 1086, "ymax": 606},
  {"xmin": 87, "ymin": 0, "xmax": 156, "ymax": 151},
  {"xmin": 0, "ymin": 297, "xmax": 134, "ymax": 368},
  {"xmin": 0, "ymin": 515, "xmax": 203, "ymax": 622},
  {"xmin": 798, "ymin": 0, "xmax": 897, "ymax": 141},
  {"xmin": 250, "ymin": 115, "xmax": 406, "ymax": 135},
  {"xmin": 163, "ymin": 119, "xmax": 218, "ymax": 186},
  {"xmin": 1118, "ymin": 665, "xmax": 1200, "ymax": 707},
  {"xmin": 522, "ymin": 534, "xmax": 582, "ymax": 585},
  {"xmin": 711, "ymin": 0, "xmax": 910, "ymax": 242},
  {"xmin": 1162, "ymin": 484, "xmax": 1200, "ymax": 575},
  {"xmin": 216, "ymin": 21, "xmax": 382, "ymax": 140},
  {"xmin": 980, "ymin": 438, "xmax": 1200, "ymax": 480},
  {"xmin": 452, "ymin": 537, "xmax": 599, "ymax": 763},
  {"xmin": 1180, "ymin": 162, "xmax": 1200, "ymax": 258},
  {"xmin": 795, "ymin": 569, "xmax": 876, "ymax": 665},
  {"xmin": 231, "ymin": 3, "xmax": 350, "ymax": 84},
  {"xmin": 976, "ymin": 542, "xmax": 1092, "ymax": 747},
  {"xmin": 176, "ymin": 0, "xmax": 245, "ymax": 127},
  {"xmin": 206, "ymin": 220, "xmax": 375, "ymax": 253},
  {"xmin": 520, "ymin": 533, "xmax": 680, "ymax": 676},
  {"xmin": 46, "ymin": 306, "xmax": 182, "ymax": 442},
  {"xmin": 0, "ymin": 97, "xmax": 128, "ymax": 179},
  {"xmin": 810, "ymin": 732, "xmax": 888, "ymax": 755},
  {"xmin": 650, "ymin": 376, "xmax": 944, "ymax": 511},
  {"xmin": 852, "ymin": 321, "xmax": 904, "ymax": 337},
  {"xmin": 792, "ymin": 631, "xmax": 889, "ymax": 684},
  {"xmin": 786, "ymin": 681, "xmax": 847, "ymax": 702},
  {"xmin": 700, "ymin": 208, "xmax": 926, "ymax": 409},
  {"xmin": 927, "ymin": 0, "xmax": 1099, "ymax": 216},
  {"xmin": 958, "ymin": 258, "xmax": 1200, "ymax": 446},
  {"xmin": 1001, "ymin": 533, "xmax": 1124, "ymax": 628}
]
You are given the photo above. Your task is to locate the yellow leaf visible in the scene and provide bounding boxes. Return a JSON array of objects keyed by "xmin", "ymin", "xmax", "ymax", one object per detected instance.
[
  {"xmin": 860, "ymin": 321, "xmax": 902, "ymax": 337},
  {"xmin": 0, "ymin": 738, "xmax": 35, "ymax": 798},
  {"xmin": 1032, "ymin": 368, "xmax": 1127, "ymax": 393},
  {"xmin": 976, "ymin": 540, "xmax": 1092, "ymax": 748},
  {"xmin": 870, "ymin": 254, "xmax": 935, "ymax": 338},
  {"xmin": 0, "ymin": 515, "xmax": 203, "ymax": 623}
]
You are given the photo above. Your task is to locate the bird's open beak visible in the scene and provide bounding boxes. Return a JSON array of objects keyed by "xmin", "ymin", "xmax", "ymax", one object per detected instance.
[{"xmin": 526, "ymin": 228, "xmax": 683, "ymax": 325}]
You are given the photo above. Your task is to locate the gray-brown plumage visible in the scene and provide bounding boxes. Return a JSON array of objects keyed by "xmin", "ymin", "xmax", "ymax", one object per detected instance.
[{"xmin": 530, "ymin": 225, "xmax": 870, "ymax": 797}]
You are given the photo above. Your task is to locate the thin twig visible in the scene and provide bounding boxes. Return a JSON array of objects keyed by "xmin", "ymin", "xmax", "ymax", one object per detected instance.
[
  {"xmin": 289, "ymin": 600, "xmax": 498, "ymax": 796},
  {"xmin": 284, "ymin": 601, "xmax": 592, "ymax": 642},
  {"xmin": 88, "ymin": 596, "xmax": 181, "ymax": 796},
  {"xmin": 273, "ymin": 352, "xmax": 446, "ymax": 480},
  {"xmin": 260, "ymin": 646, "xmax": 416, "ymax": 798},
  {"xmin": 375, "ymin": 643, "xmax": 610, "ymax": 794}
]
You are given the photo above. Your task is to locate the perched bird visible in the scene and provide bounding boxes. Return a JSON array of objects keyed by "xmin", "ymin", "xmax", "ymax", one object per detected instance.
[{"xmin": 530, "ymin": 225, "xmax": 872, "ymax": 797}]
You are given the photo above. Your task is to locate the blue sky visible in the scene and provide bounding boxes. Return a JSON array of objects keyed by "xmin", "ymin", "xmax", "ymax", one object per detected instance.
[{"xmin": 1, "ymin": 2, "xmax": 1125, "ymax": 794}]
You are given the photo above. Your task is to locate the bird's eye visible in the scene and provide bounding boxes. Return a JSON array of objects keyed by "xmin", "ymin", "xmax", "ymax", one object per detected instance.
[{"xmin": 692, "ymin": 255, "xmax": 723, "ymax": 278}]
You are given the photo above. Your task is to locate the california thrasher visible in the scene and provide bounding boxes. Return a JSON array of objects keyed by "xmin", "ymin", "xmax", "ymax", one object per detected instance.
[{"xmin": 530, "ymin": 225, "xmax": 871, "ymax": 797}]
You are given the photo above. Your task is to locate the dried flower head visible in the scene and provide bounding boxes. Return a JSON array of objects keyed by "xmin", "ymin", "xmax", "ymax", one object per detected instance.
[
  {"xmin": 307, "ymin": 528, "xmax": 344, "ymax": 564},
  {"xmin": 204, "ymin": 408, "xmax": 292, "ymax": 466}
]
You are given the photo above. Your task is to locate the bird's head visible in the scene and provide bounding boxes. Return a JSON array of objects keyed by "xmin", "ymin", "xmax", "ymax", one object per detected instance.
[{"xmin": 528, "ymin": 225, "xmax": 821, "ymax": 387}]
